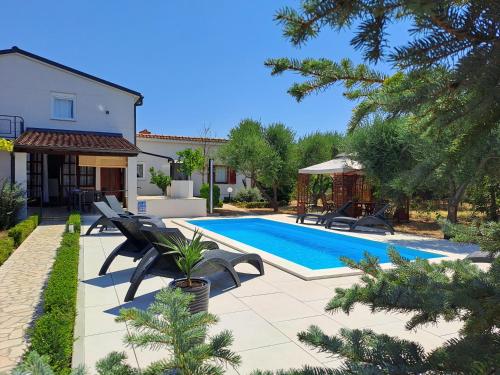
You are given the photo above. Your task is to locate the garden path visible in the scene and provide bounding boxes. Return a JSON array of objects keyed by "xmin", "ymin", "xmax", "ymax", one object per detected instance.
[{"xmin": 0, "ymin": 221, "xmax": 65, "ymax": 372}]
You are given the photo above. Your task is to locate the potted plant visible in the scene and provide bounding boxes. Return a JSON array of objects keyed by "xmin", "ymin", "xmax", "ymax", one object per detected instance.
[
  {"xmin": 162, "ymin": 230, "xmax": 211, "ymax": 313},
  {"xmin": 149, "ymin": 167, "xmax": 172, "ymax": 196}
]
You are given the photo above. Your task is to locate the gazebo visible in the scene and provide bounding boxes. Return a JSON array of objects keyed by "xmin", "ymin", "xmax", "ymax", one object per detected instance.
[{"xmin": 297, "ymin": 154, "xmax": 374, "ymax": 217}]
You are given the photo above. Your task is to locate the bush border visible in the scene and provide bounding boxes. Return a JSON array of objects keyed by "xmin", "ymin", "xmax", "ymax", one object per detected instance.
[
  {"xmin": 0, "ymin": 215, "xmax": 39, "ymax": 266},
  {"xmin": 28, "ymin": 214, "xmax": 81, "ymax": 375}
]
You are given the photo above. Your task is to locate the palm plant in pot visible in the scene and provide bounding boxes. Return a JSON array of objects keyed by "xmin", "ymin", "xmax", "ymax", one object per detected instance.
[{"xmin": 161, "ymin": 230, "xmax": 211, "ymax": 313}]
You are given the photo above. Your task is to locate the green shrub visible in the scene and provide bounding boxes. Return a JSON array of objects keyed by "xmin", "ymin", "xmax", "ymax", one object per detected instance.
[
  {"xmin": 8, "ymin": 215, "xmax": 39, "ymax": 247},
  {"xmin": 234, "ymin": 187, "xmax": 263, "ymax": 202},
  {"xmin": 0, "ymin": 236, "xmax": 14, "ymax": 266},
  {"xmin": 66, "ymin": 212, "xmax": 81, "ymax": 233},
  {"xmin": 29, "ymin": 214, "xmax": 81, "ymax": 374},
  {"xmin": 200, "ymin": 183, "xmax": 221, "ymax": 209},
  {"xmin": 0, "ymin": 178, "xmax": 26, "ymax": 230}
]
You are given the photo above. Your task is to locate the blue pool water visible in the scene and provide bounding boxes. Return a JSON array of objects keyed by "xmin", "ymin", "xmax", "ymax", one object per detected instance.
[{"xmin": 188, "ymin": 218, "xmax": 440, "ymax": 270}]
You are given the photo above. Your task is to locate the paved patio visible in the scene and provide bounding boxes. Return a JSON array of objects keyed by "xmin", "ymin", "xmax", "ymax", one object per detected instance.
[
  {"xmin": 0, "ymin": 221, "xmax": 65, "ymax": 372},
  {"xmin": 74, "ymin": 215, "xmax": 472, "ymax": 375}
]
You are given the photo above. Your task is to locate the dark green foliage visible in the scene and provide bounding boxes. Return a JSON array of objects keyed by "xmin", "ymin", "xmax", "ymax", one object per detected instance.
[
  {"xmin": 253, "ymin": 249, "xmax": 500, "ymax": 374},
  {"xmin": 0, "ymin": 215, "xmax": 39, "ymax": 267},
  {"xmin": 234, "ymin": 187, "xmax": 263, "ymax": 202},
  {"xmin": 95, "ymin": 352, "xmax": 138, "ymax": 375},
  {"xmin": 200, "ymin": 183, "xmax": 222, "ymax": 208},
  {"xmin": 112, "ymin": 287, "xmax": 241, "ymax": 375},
  {"xmin": 0, "ymin": 178, "xmax": 26, "ymax": 230},
  {"xmin": 8, "ymin": 215, "xmax": 39, "ymax": 247},
  {"xmin": 441, "ymin": 220, "xmax": 500, "ymax": 257},
  {"xmin": 29, "ymin": 215, "xmax": 81, "ymax": 375}
]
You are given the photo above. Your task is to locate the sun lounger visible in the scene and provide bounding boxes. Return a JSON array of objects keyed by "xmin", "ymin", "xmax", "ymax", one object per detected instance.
[
  {"xmin": 325, "ymin": 203, "xmax": 395, "ymax": 235},
  {"xmin": 86, "ymin": 198, "xmax": 163, "ymax": 235},
  {"xmin": 91, "ymin": 202, "xmax": 166, "ymax": 275},
  {"xmin": 124, "ymin": 224, "xmax": 265, "ymax": 302},
  {"xmin": 465, "ymin": 250, "xmax": 495, "ymax": 263},
  {"xmin": 296, "ymin": 201, "xmax": 352, "ymax": 224}
]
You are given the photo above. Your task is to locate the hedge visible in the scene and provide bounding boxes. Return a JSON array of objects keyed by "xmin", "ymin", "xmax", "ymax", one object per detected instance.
[
  {"xmin": 0, "ymin": 215, "xmax": 39, "ymax": 266},
  {"xmin": 29, "ymin": 214, "xmax": 81, "ymax": 375}
]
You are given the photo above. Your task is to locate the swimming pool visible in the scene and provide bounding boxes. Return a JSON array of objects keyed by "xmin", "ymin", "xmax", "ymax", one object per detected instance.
[{"xmin": 187, "ymin": 218, "xmax": 441, "ymax": 270}]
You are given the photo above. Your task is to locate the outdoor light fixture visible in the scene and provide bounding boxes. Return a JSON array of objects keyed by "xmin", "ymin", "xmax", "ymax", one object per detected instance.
[{"xmin": 227, "ymin": 186, "xmax": 233, "ymax": 201}]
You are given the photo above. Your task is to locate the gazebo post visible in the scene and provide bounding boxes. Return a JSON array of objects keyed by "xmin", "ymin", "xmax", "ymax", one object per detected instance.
[{"xmin": 296, "ymin": 173, "xmax": 309, "ymax": 214}]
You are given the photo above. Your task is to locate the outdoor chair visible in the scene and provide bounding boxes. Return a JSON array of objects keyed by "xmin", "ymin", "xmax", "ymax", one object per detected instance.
[
  {"xmin": 296, "ymin": 201, "xmax": 353, "ymax": 225},
  {"xmin": 124, "ymin": 224, "xmax": 265, "ymax": 302},
  {"xmin": 324, "ymin": 203, "xmax": 395, "ymax": 235},
  {"xmin": 104, "ymin": 194, "xmax": 160, "ymax": 220},
  {"xmin": 88, "ymin": 202, "xmax": 166, "ymax": 275},
  {"xmin": 465, "ymin": 250, "xmax": 496, "ymax": 263},
  {"xmin": 86, "ymin": 198, "xmax": 163, "ymax": 235}
]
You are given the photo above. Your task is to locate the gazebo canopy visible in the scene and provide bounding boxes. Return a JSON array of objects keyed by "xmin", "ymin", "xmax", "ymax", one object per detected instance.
[{"xmin": 298, "ymin": 153, "xmax": 363, "ymax": 175}]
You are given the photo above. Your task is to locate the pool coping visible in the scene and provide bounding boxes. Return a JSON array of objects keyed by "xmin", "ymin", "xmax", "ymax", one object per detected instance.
[{"xmin": 172, "ymin": 215, "xmax": 470, "ymax": 280}]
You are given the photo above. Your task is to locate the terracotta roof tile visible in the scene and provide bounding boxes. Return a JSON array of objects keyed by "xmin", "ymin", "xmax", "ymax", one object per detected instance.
[
  {"xmin": 137, "ymin": 132, "xmax": 227, "ymax": 144},
  {"xmin": 14, "ymin": 128, "xmax": 140, "ymax": 156}
]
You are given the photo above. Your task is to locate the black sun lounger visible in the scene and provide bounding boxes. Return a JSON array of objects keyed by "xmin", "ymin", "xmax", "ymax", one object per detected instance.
[
  {"xmin": 325, "ymin": 203, "xmax": 395, "ymax": 235},
  {"xmin": 124, "ymin": 224, "xmax": 265, "ymax": 302},
  {"xmin": 465, "ymin": 250, "xmax": 496, "ymax": 263},
  {"xmin": 296, "ymin": 201, "xmax": 352, "ymax": 225},
  {"xmin": 91, "ymin": 202, "xmax": 166, "ymax": 275},
  {"xmin": 86, "ymin": 198, "xmax": 163, "ymax": 235}
]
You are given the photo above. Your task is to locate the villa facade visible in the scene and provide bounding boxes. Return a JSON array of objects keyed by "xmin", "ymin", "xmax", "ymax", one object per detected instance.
[{"xmin": 0, "ymin": 47, "xmax": 247, "ymax": 218}]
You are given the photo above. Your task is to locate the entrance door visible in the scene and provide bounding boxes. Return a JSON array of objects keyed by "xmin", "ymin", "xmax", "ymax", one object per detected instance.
[{"xmin": 100, "ymin": 168, "xmax": 124, "ymax": 202}]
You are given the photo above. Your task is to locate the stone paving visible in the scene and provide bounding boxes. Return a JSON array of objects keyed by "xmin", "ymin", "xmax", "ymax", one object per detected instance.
[
  {"xmin": 74, "ymin": 216, "xmax": 474, "ymax": 375},
  {"xmin": 0, "ymin": 222, "xmax": 65, "ymax": 372}
]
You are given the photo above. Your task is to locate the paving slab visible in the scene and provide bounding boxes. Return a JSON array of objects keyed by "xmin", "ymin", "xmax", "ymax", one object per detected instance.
[{"xmin": 0, "ymin": 222, "xmax": 65, "ymax": 372}]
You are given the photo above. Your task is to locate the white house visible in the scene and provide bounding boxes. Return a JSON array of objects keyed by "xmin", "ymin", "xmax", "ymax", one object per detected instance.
[
  {"xmin": 136, "ymin": 129, "xmax": 248, "ymax": 199},
  {"xmin": 0, "ymin": 46, "xmax": 142, "ymax": 216}
]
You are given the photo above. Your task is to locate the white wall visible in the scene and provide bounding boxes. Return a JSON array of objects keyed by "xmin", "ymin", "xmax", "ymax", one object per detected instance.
[
  {"xmin": 0, "ymin": 53, "xmax": 139, "ymax": 143},
  {"xmin": 136, "ymin": 137, "xmax": 248, "ymax": 198}
]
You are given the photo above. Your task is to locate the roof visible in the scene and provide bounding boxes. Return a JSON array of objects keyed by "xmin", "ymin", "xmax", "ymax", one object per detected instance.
[
  {"xmin": 298, "ymin": 153, "xmax": 363, "ymax": 175},
  {"xmin": 0, "ymin": 46, "xmax": 143, "ymax": 105},
  {"xmin": 14, "ymin": 128, "xmax": 140, "ymax": 156},
  {"xmin": 137, "ymin": 130, "xmax": 227, "ymax": 144}
]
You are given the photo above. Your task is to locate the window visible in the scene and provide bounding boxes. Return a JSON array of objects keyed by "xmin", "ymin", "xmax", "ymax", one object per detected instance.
[
  {"xmin": 137, "ymin": 163, "xmax": 145, "ymax": 179},
  {"xmin": 51, "ymin": 93, "xmax": 76, "ymax": 120},
  {"xmin": 214, "ymin": 166, "xmax": 228, "ymax": 183}
]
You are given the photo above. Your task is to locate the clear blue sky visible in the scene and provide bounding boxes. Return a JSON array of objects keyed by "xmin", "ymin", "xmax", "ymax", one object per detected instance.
[{"xmin": 1, "ymin": 0, "xmax": 409, "ymax": 138}]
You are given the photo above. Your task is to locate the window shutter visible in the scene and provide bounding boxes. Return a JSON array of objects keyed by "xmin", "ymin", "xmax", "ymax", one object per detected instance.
[{"xmin": 229, "ymin": 168, "xmax": 236, "ymax": 184}]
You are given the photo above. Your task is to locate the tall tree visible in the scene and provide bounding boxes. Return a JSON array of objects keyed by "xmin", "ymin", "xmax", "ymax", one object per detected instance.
[{"xmin": 219, "ymin": 119, "xmax": 296, "ymax": 211}]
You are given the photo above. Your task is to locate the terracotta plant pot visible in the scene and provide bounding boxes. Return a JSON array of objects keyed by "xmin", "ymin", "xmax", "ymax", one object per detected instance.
[{"xmin": 168, "ymin": 277, "xmax": 210, "ymax": 313}]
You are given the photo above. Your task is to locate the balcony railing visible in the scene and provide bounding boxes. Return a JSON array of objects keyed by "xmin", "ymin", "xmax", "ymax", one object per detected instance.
[{"xmin": 0, "ymin": 115, "xmax": 24, "ymax": 139}]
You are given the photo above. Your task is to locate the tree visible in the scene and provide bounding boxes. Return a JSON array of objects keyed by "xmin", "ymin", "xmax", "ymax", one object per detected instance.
[
  {"xmin": 111, "ymin": 287, "xmax": 241, "ymax": 375},
  {"xmin": 218, "ymin": 119, "xmax": 268, "ymax": 187},
  {"xmin": 265, "ymin": 1, "xmax": 500, "ymax": 221},
  {"xmin": 149, "ymin": 167, "xmax": 172, "ymax": 196},
  {"xmin": 265, "ymin": 1, "xmax": 499, "ymax": 138},
  {"xmin": 296, "ymin": 132, "xmax": 344, "ymax": 206},
  {"xmin": 0, "ymin": 179, "xmax": 26, "ymax": 230},
  {"xmin": 219, "ymin": 119, "xmax": 296, "ymax": 211},
  {"xmin": 199, "ymin": 124, "xmax": 216, "ymax": 184},
  {"xmin": 176, "ymin": 148, "xmax": 205, "ymax": 180},
  {"xmin": 258, "ymin": 123, "xmax": 297, "ymax": 211}
]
